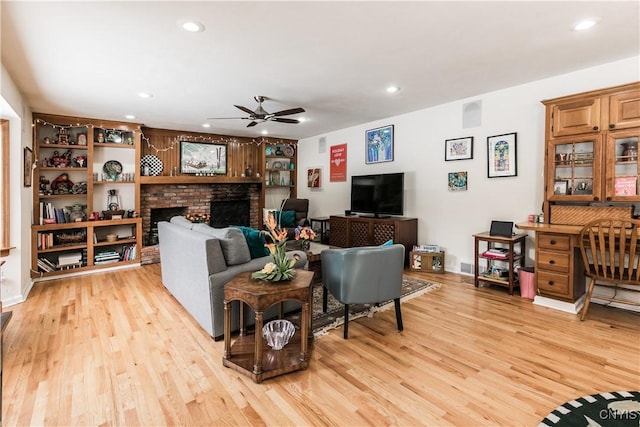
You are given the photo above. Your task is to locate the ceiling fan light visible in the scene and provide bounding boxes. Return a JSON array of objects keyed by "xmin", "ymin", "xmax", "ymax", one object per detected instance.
[{"xmin": 298, "ymin": 117, "xmax": 307, "ymax": 123}]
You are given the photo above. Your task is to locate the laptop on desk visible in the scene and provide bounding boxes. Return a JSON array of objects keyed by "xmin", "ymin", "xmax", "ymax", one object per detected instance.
[{"xmin": 489, "ymin": 220, "xmax": 514, "ymax": 237}]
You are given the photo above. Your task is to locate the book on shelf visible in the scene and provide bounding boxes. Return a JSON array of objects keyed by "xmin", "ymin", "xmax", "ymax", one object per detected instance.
[
  {"xmin": 482, "ymin": 248, "xmax": 509, "ymax": 259},
  {"xmin": 58, "ymin": 252, "xmax": 82, "ymax": 266}
]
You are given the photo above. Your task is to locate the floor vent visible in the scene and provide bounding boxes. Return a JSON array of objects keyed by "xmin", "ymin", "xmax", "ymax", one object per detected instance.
[{"xmin": 460, "ymin": 262, "xmax": 474, "ymax": 275}]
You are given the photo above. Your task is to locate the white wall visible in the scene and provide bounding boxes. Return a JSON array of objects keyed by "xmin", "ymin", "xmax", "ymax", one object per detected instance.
[
  {"xmin": 1, "ymin": 62, "xmax": 34, "ymax": 305},
  {"xmin": 297, "ymin": 56, "xmax": 640, "ymax": 274}
]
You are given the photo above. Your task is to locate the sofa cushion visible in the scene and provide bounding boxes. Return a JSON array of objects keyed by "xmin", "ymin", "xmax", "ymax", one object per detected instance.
[
  {"xmin": 233, "ymin": 226, "xmax": 270, "ymax": 259},
  {"xmin": 170, "ymin": 215, "xmax": 195, "ymax": 229},
  {"xmin": 192, "ymin": 224, "xmax": 251, "ymax": 265}
]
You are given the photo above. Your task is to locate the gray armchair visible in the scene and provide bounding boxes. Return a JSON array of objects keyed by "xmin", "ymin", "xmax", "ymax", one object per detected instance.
[{"xmin": 321, "ymin": 244, "xmax": 405, "ymax": 339}]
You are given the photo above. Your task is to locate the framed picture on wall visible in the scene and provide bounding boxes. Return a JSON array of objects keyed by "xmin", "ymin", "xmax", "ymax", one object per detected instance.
[
  {"xmin": 180, "ymin": 141, "xmax": 227, "ymax": 174},
  {"xmin": 365, "ymin": 125, "xmax": 394, "ymax": 164},
  {"xmin": 448, "ymin": 171, "xmax": 468, "ymax": 191},
  {"xmin": 307, "ymin": 167, "xmax": 321, "ymax": 188},
  {"xmin": 487, "ymin": 132, "xmax": 517, "ymax": 178},
  {"xmin": 445, "ymin": 136, "xmax": 473, "ymax": 161},
  {"xmin": 24, "ymin": 146, "xmax": 33, "ymax": 187}
]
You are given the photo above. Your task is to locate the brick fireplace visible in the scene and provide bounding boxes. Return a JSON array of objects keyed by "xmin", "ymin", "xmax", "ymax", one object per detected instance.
[{"xmin": 140, "ymin": 183, "xmax": 261, "ymax": 264}]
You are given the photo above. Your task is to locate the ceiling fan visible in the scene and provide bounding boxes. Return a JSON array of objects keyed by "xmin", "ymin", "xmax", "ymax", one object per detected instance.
[{"xmin": 208, "ymin": 96, "xmax": 305, "ymax": 127}]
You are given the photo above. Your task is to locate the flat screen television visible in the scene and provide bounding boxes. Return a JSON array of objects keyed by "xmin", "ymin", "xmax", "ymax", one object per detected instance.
[{"xmin": 350, "ymin": 172, "xmax": 404, "ymax": 217}]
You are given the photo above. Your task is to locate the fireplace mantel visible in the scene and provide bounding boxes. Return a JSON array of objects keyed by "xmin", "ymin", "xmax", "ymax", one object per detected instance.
[{"xmin": 140, "ymin": 176, "xmax": 262, "ymax": 185}]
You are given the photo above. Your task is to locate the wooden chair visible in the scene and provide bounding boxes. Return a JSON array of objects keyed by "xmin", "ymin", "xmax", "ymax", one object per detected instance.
[{"xmin": 578, "ymin": 218, "xmax": 640, "ymax": 320}]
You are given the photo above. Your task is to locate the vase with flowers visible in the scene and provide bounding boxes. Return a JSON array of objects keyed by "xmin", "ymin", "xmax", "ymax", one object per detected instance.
[
  {"xmin": 252, "ymin": 212, "xmax": 300, "ymax": 282},
  {"xmin": 295, "ymin": 226, "xmax": 316, "ymax": 252}
]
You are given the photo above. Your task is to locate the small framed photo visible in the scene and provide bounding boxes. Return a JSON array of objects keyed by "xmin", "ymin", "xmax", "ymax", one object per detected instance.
[
  {"xmin": 554, "ymin": 179, "xmax": 568, "ymax": 195},
  {"xmin": 307, "ymin": 167, "xmax": 321, "ymax": 188},
  {"xmin": 180, "ymin": 141, "xmax": 227, "ymax": 174},
  {"xmin": 487, "ymin": 132, "xmax": 517, "ymax": 178},
  {"xmin": 445, "ymin": 137, "xmax": 473, "ymax": 161},
  {"xmin": 365, "ymin": 124, "xmax": 394, "ymax": 164},
  {"xmin": 448, "ymin": 171, "xmax": 468, "ymax": 191},
  {"xmin": 106, "ymin": 130, "xmax": 123, "ymax": 143},
  {"xmin": 24, "ymin": 146, "xmax": 33, "ymax": 187}
]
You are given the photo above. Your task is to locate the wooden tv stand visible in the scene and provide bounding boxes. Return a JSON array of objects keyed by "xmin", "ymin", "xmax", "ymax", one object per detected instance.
[{"xmin": 329, "ymin": 215, "xmax": 418, "ymax": 265}]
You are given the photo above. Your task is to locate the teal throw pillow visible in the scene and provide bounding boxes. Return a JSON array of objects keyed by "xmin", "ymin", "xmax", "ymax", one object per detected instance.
[
  {"xmin": 234, "ymin": 226, "xmax": 270, "ymax": 259},
  {"xmin": 380, "ymin": 239, "xmax": 394, "ymax": 247},
  {"xmin": 274, "ymin": 210, "xmax": 296, "ymax": 228}
]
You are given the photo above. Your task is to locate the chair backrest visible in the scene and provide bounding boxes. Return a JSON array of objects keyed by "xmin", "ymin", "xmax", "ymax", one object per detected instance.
[
  {"xmin": 321, "ymin": 244, "xmax": 405, "ymax": 304},
  {"xmin": 579, "ymin": 218, "xmax": 640, "ymax": 285},
  {"xmin": 282, "ymin": 198, "xmax": 309, "ymax": 224}
]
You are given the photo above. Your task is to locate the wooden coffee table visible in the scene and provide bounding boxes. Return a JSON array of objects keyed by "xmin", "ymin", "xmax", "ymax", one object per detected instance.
[{"xmin": 223, "ymin": 270, "xmax": 314, "ymax": 383}]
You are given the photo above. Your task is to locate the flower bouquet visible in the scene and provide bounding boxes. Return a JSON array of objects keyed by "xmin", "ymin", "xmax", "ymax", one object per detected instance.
[
  {"xmin": 185, "ymin": 213, "xmax": 210, "ymax": 223},
  {"xmin": 252, "ymin": 212, "xmax": 300, "ymax": 282},
  {"xmin": 295, "ymin": 226, "xmax": 316, "ymax": 251}
]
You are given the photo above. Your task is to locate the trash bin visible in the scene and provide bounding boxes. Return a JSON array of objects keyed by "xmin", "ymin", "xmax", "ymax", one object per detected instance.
[{"xmin": 518, "ymin": 267, "xmax": 536, "ymax": 299}]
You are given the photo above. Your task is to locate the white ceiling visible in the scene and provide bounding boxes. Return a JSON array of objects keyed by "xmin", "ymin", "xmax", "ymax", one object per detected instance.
[{"xmin": 2, "ymin": 1, "xmax": 639, "ymax": 140}]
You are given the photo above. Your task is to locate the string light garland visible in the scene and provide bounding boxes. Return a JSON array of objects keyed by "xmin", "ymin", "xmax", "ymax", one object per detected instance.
[{"xmin": 34, "ymin": 118, "xmax": 298, "ymax": 152}]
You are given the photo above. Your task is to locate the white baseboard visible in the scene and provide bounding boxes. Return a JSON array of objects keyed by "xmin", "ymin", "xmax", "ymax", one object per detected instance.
[{"xmin": 533, "ymin": 294, "xmax": 586, "ymax": 314}]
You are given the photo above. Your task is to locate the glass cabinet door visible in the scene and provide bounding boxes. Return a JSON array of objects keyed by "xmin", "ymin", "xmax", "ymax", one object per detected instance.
[
  {"xmin": 605, "ymin": 130, "xmax": 640, "ymax": 201},
  {"xmin": 547, "ymin": 136, "xmax": 601, "ymax": 201}
]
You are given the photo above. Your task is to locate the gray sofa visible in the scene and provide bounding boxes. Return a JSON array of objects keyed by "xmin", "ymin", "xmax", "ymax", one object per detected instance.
[{"xmin": 157, "ymin": 216, "xmax": 307, "ymax": 340}]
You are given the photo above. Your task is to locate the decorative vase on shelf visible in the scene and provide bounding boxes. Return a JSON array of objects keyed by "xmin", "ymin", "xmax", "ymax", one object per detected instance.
[
  {"xmin": 622, "ymin": 141, "xmax": 638, "ymax": 161},
  {"xmin": 67, "ymin": 204, "xmax": 86, "ymax": 222},
  {"xmin": 300, "ymin": 240, "xmax": 311, "ymax": 252}
]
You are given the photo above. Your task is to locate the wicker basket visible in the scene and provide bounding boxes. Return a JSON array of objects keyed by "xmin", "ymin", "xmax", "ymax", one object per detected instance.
[{"xmin": 550, "ymin": 205, "xmax": 633, "ymax": 225}]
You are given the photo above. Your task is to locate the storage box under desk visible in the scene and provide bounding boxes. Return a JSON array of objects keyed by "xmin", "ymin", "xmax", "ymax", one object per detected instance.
[{"xmin": 410, "ymin": 251, "xmax": 445, "ymax": 273}]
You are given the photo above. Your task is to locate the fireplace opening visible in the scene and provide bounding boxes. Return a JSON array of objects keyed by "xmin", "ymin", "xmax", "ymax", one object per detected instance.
[
  {"xmin": 210, "ymin": 200, "xmax": 250, "ymax": 228},
  {"xmin": 148, "ymin": 206, "xmax": 188, "ymax": 245}
]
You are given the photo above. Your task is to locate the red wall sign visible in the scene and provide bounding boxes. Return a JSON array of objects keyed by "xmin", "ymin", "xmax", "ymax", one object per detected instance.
[{"xmin": 330, "ymin": 143, "xmax": 347, "ymax": 182}]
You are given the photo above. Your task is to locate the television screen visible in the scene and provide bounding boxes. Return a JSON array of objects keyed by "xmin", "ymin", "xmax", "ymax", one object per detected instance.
[{"xmin": 350, "ymin": 172, "xmax": 404, "ymax": 217}]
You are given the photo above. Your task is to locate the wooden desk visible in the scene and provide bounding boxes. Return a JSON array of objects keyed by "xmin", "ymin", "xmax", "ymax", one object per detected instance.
[
  {"xmin": 516, "ymin": 222, "xmax": 586, "ymax": 303},
  {"xmin": 223, "ymin": 270, "xmax": 314, "ymax": 383}
]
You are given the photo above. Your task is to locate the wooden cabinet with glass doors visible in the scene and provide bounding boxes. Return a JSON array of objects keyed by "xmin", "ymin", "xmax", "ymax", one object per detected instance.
[{"xmin": 543, "ymin": 82, "xmax": 640, "ymax": 219}]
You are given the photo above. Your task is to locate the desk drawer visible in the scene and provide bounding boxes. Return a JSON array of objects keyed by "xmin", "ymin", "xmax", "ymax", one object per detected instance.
[
  {"xmin": 538, "ymin": 234, "xmax": 571, "ymax": 251},
  {"xmin": 537, "ymin": 250, "xmax": 570, "ymax": 273},
  {"xmin": 537, "ymin": 270, "xmax": 570, "ymax": 296}
]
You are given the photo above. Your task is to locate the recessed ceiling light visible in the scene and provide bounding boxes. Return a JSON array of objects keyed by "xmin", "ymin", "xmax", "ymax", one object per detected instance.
[
  {"xmin": 261, "ymin": 130, "xmax": 269, "ymax": 135},
  {"xmin": 298, "ymin": 117, "xmax": 307, "ymax": 123},
  {"xmin": 202, "ymin": 123, "xmax": 211, "ymax": 128},
  {"xmin": 178, "ymin": 20, "xmax": 205, "ymax": 33},
  {"xmin": 124, "ymin": 114, "xmax": 136, "ymax": 120},
  {"xmin": 573, "ymin": 19, "xmax": 598, "ymax": 31},
  {"xmin": 137, "ymin": 92, "xmax": 153, "ymax": 99},
  {"xmin": 386, "ymin": 86, "xmax": 400, "ymax": 93}
]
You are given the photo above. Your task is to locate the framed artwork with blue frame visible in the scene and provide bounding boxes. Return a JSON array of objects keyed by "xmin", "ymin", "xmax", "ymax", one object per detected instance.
[
  {"xmin": 487, "ymin": 132, "xmax": 517, "ymax": 178},
  {"xmin": 365, "ymin": 125, "xmax": 394, "ymax": 164}
]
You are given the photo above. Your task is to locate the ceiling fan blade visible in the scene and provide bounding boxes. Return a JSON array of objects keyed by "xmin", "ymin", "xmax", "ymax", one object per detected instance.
[
  {"xmin": 272, "ymin": 107, "xmax": 305, "ymax": 117},
  {"xmin": 234, "ymin": 105, "xmax": 256, "ymax": 115},
  {"xmin": 271, "ymin": 117, "xmax": 300, "ymax": 124},
  {"xmin": 246, "ymin": 121, "xmax": 259, "ymax": 127},
  {"xmin": 206, "ymin": 117, "xmax": 246, "ymax": 120}
]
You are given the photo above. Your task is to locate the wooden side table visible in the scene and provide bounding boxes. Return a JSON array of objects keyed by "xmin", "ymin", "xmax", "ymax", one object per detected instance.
[
  {"xmin": 310, "ymin": 216, "xmax": 330, "ymax": 244},
  {"xmin": 223, "ymin": 270, "xmax": 314, "ymax": 383},
  {"xmin": 473, "ymin": 231, "xmax": 527, "ymax": 295},
  {"xmin": 410, "ymin": 251, "xmax": 445, "ymax": 273}
]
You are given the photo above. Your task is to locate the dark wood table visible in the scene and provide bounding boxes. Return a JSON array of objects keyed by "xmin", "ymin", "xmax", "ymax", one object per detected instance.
[{"xmin": 223, "ymin": 270, "xmax": 314, "ymax": 383}]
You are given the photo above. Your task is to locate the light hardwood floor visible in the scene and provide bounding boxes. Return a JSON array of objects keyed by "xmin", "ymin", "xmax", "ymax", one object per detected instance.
[{"xmin": 2, "ymin": 264, "xmax": 639, "ymax": 426}]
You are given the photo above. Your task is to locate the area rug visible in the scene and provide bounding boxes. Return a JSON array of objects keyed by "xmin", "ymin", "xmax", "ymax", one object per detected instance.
[
  {"xmin": 539, "ymin": 391, "xmax": 640, "ymax": 426},
  {"xmin": 288, "ymin": 276, "xmax": 441, "ymax": 338}
]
